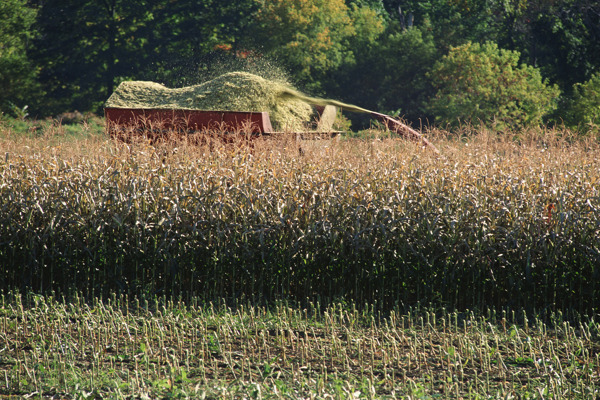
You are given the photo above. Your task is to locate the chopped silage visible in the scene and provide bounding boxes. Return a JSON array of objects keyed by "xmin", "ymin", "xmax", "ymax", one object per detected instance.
[{"xmin": 105, "ymin": 72, "xmax": 315, "ymax": 131}]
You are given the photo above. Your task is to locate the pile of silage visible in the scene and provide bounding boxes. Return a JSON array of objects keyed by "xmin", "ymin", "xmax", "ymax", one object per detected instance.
[{"xmin": 105, "ymin": 72, "xmax": 314, "ymax": 131}]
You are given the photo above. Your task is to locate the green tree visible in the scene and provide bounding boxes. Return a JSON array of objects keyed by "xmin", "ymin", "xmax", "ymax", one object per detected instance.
[
  {"xmin": 0, "ymin": 0, "xmax": 40, "ymax": 117},
  {"xmin": 29, "ymin": 0, "xmax": 156, "ymax": 115},
  {"xmin": 252, "ymin": 0, "xmax": 384, "ymax": 91},
  {"xmin": 426, "ymin": 41, "xmax": 560, "ymax": 128},
  {"xmin": 562, "ymin": 73, "xmax": 600, "ymax": 134},
  {"xmin": 29, "ymin": 0, "xmax": 257, "ymax": 116},
  {"xmin": 367, "ymin": 20, "xmax": 439, "ymax": 122},
  {"xmin": 493, "ymin": 0, "xmax": 600, "ymax": 92},
  {"xmin": 143, "ymin": 0, "xmax": 258, "ymax": 87},
  {"xmin": 378, "ymin": 0, "xmax": 499, "ymax": 50},
  {"xmin": 328, "ymin": 19, "xmax": 438, "ymax": 126}
]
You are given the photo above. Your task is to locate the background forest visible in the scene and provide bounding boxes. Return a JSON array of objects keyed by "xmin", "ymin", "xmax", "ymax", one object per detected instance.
[{"xmin": 1, "ymin": 0, "xmax": 600, "ymax": 132}]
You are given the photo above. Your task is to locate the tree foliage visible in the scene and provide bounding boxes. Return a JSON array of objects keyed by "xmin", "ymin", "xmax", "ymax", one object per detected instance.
[
  {"xmin": 2, "ymin": 0, "xmax": 597, "ymax": 133},
  {"xmin": 253, "ymin": 0, "xmax": 384, "ymax": 90},
  {"xmin": 563, "ymin": 73, "xmax": 600, "ymax": 133},
  {"xmin": 426, "ymin": 42, "xmax": 560, "ymax": 127},
  {"xmin": 144, "ymin": 0, "xmax": 257, "ymax": 87},
  {"xmin": 0, "ymin": 0, "xmax": 40, "ymax": 116},
  {"xmin": 29, "ymin": 0, "xmax": 257, "ymax": 116},
  {"xmin": 492, "ymin": 0, "xmax": 600, "ymax": 91},
  {"xmin": 29, "ymin": 0, "xmax": 157, "ymax": 115},
  {"xmin": 328, "ymin": 20, "xmax": 438, "ymax": 126}
]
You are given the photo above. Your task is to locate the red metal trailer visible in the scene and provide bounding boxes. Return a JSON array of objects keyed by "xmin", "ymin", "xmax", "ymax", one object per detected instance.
[
  {"xmin": 104, "ymin": 105, "xmax": 339, "ymax": 142},
  {"xmin": 105, "ymin": 108, "xmax": 274, "ymax": 134}
]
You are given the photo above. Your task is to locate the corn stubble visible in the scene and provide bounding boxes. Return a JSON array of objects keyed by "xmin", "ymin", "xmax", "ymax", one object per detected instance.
[{"xmin": 0, "ymin": 293, "xmax": 598, "ymax": 399}]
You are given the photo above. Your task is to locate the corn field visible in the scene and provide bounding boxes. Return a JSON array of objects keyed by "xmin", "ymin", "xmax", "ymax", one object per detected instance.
[{"xmin": 1, "ymin": 127, "xmax": 599, "ymax": 314}]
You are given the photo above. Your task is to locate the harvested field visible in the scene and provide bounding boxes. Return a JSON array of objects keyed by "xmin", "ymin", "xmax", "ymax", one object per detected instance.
[{"xmin": 0, "ymin": 293, "xmax": 598, "ymax": 399}]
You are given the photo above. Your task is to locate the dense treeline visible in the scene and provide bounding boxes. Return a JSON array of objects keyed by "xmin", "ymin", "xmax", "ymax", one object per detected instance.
[{"xmin": 1, "ymin": 0, "xmax": 599, "ymax": 131}]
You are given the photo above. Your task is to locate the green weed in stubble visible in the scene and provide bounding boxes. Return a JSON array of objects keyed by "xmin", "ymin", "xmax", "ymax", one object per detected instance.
[{"xmin": 1, "ymin": 294, "xmax": 599, "ymax": 397}]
